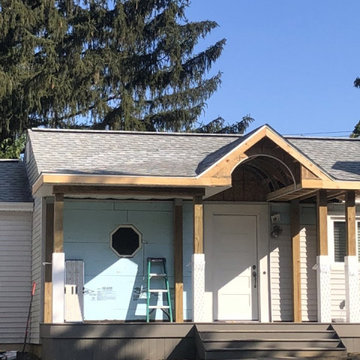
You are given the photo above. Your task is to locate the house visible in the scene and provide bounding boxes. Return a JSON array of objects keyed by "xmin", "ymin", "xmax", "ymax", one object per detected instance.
[
  {"xmin": 2, "ymin": 124, "xmax": 360, "ymax": 359},
  {"xmin": 0, "ymin": 160, "xmax": 32, "ymax": 346}
]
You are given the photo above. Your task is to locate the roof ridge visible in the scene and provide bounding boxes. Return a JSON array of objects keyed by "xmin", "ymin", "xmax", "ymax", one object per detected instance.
[
  {"xmin": 286, "ymin": 135, "xmax": 359, "ymax": 141},
  {"xmin": 29, "ymin": 128, "xmax": 244, "ymax": 138}
]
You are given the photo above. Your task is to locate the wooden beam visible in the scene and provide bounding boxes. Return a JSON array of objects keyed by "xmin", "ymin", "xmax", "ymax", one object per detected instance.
[
  {"xmin": 297, "ymin": 190, "xmax": 317, "ymax": 202},
  {"xmin": 317, "ymin": 190, "xmax": 328, "ymax": 256},
  {"xmin": 53, "ymin": 185, "xmax": 205, "ymax": 198},
  {"xmin": 346, "ymin": 191, "xmax": 356, "ymax": 256},
  {"xmin": 266, "ymin": 183, "xmax": 302, "ymax": 201},
  {"xmin": 264, "ymin": 128, "xmax": 331, "ymax": 181},
  {"xmin": 327, "ymin": 190, "xmax": 346, "ymax": 201},
  {"xmin": 302, "ymin": 178, "xmax": 360, "ymax": 191},
  {"xmin": 193, "ymin": 196, "xmax": 204, "ymax": 254},
  {"xmin": 33, "ymin": 173, "xmax": 231, "ymax": 195},
  {"xmin": 44, "ymin": 203, "xmax": 54, "ymax": 323},
  {"xmin": 53, "ymin": 193, "xmax": 64, "ymax": 253},
  {"xmin": 173, "ymin": 199, "xmax": 183, "ymax": 323},
  {"xmin": 291, "ymin": 200, "xmax": 302, "ymax": 322}
]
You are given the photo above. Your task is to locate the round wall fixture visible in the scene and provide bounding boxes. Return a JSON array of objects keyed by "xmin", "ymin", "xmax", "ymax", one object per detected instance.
[{"xmin": 110, "ymin": 225, "xmax": 142, "ymax": 257}]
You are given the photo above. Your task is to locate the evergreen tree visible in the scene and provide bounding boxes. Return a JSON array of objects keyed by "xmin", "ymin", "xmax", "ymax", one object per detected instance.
[
  {"xmin": 350, "ymin": 121, "xmax": 360, "ymax": 138},
  {"xmin": 352, "ymin": 78, "xmax": 360, "ymax": 137},
  {"xmin": 0, "ymin": 0, "xmax": 230, "ymax": 146},
  {"xmin": 196, "ymin": 115, "xmax": 254, "ymax": 134}
]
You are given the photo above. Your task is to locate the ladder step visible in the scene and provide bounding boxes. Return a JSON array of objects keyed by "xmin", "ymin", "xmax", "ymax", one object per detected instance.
[
  {"xmin": 149, "ymin": 273, "xmax": 167, "ymax": 277},
  {"xmin": 149, "ymin": 305, "xmax": 170, "ymax": 309},
  {"xmin": 149, "ymin": 289, "xmax": 168, "ymax": 293},
  {"xmin": 148, "ymin": 257, "xmax": 166, "ymax": 263}
]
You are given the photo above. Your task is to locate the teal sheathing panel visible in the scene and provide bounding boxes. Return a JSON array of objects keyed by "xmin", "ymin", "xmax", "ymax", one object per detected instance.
[{"xmin": 64, "ymin": 200, "xmax": 193, "ymax": 321}]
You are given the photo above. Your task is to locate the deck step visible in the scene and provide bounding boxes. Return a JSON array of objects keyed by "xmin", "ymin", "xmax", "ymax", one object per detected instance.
[
  {"xmin": 196, "ymin": 323, "xmax": 334, "ymax": 331},
  {"xmin": 195, "ymin": 324, "xmax": 347, "ymax": 359},
  {"xmin": 203, "ymin": 339, "xmax": 343, "ymax": 349},
  {"xmin": 202, "ymin": 348, "xmax": 347, "ymax": 360},
  {"xmin": 199, "ymin": 330, "xmax": 337, "ymax": 340}
]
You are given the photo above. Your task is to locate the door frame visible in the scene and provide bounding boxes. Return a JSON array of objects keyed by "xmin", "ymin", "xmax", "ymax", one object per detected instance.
[{"xmin": 203, "ymin": 202, "xmax": 270, "ymax": 322}]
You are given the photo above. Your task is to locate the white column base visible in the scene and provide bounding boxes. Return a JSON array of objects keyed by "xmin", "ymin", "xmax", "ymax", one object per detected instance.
[
  {"xmin": 192, "ymin": 253, "xmax": 206, "ymax": 322},
  {"xmin": 345, "ymin": 256, "xmax": 360, "ymax": 322},
  {"xmin": 316, "ymin": 255, "xmax": 331, "ymax": 322},
  {"xmin": 52, "ymin": 252, "xmax": 65, "ymax": 323}
]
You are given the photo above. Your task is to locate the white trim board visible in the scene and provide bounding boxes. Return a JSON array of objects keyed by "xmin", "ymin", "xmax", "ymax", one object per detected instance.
[{"xmin": 0, "ymin": 202, "xmax": 33, "ymax": 211}]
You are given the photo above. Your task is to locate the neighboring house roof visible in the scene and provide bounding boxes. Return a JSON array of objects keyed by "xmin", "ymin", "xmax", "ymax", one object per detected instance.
[
  {"xmin": 26, "ymin": 126, "xmax": 360, "ymax": 185},
  {"xmin": 287, "ymin": 137, "xmax": 360, "ymax": 181},
  {"xmin": 0, "ymin": 160, "xmax": 32, "ymax": 202}
]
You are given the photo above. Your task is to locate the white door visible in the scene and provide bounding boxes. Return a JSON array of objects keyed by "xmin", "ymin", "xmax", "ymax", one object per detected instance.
[{"xmin": 211, "ymin": 214, "xmax": 258, "ymax": 320}]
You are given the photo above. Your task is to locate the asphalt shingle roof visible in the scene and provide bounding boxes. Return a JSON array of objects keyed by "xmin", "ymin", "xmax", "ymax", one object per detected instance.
[
  {"xmin": 28, "ymin": 129, "xmax": 245, "ymax": 178},
  {"xmin": 286, "ymin": 137, "xmax": 360, "ymax": 181},
  {"xmin": 0, "ymin": 160, "xmax": 32, "ymax": 202},
  {"xmin": 27, "ymin": 127, "xmax": 360, "ymax": 183}
]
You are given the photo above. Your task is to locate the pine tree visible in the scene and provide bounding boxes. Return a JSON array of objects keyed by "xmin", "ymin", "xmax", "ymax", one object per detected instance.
[{"xmin": 0, "ymin": 0, "xmax": 228, "ymax": 145}]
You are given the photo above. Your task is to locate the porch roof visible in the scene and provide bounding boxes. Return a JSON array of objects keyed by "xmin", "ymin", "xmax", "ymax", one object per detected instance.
[
  {"xmin": 26, "ymin": 125, "xmax": 360, "ymax": 197},
  {"xmin": 27, "ymin": 128, "xmax": 245, "ymax": 178},
  {"xmin": 287, "ymin": 137, "xmax": 360, "ymax": 181},
  {"xmin": 0, "ymin": 160, "xmax": 32, "ymax": 202}
]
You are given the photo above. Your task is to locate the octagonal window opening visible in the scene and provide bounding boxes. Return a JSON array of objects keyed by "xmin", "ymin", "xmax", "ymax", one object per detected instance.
[{"xmin": 110, "ymin": 224, "xmax": 142, "ymax": 258}]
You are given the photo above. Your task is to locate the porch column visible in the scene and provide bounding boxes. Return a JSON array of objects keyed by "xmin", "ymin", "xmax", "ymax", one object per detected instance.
[
  {"xmin": 174, "ymin": 199, "xmax": 183, "ymax": 322},
  {"xmin": 316, "ymin": 190, "xmax": 331, "ymax": 322},
  {"xmin": 192, "ymin": 195, "xmax": 206, "ymax": 322},
  {"xmin": 52, "ymin": 193, "xmax": 65, "ymax": 323},
  {"xmin": 345, "ymin": 191, "xmax": 360, "ymax": 322},
  {"xmin": 291, "ymin": 200, "xmax": 302, "ymax": 322}
]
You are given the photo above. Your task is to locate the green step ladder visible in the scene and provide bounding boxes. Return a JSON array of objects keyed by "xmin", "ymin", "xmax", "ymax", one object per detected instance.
[{"xmin": 146, "ymin": 257, "xmax": 173, "ymax": 322}]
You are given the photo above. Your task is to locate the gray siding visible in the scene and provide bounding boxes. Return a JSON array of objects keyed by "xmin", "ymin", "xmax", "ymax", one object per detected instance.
[
  {"xmin": 25, "ymin": 138, "xmax": 40, "ymax": 187},
  {"xmin": 30, "ymin": 198, "xmax": 44, "ymax": 344},
  {"xmin": 0, "ymin": 210, "xmax": 32, "ymax": 343}
]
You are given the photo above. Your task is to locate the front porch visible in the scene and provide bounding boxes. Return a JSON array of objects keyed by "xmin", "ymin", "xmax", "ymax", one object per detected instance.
[{"xmin": 40, "ymin": 322, "xmax": 360, "ymax": 360}]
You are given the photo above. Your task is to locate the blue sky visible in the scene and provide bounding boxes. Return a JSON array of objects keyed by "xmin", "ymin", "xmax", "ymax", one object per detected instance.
[{"xmin": 186, "ymin": 0, "xmax": 360, "ymax": 136}]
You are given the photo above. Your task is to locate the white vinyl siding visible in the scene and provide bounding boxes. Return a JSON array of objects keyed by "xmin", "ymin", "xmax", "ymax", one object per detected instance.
[
  {"xmin": 0, "ymin": 210, "xmax": 32, "ymax": 343},
  {"xmin": 330, "ymin": 269, "xmax": 346, "ymax": 321},
  {"xmin": 300, "ymin": 225, "xmax": 317, "ymax": 321},
  {"xmin": 30, "ymin": 198, "xmax": 44, "ymax": 344},
  {"xmin": 270, "ymin": 204, "xmax": 317, "ymax": 322},
  {"xmin": 328, "ymin": 218, "xmax": 360, "ymax": 322},
  {"xmin": 270, "ymin": 224, "xmax": 293, "ymax": 321}
]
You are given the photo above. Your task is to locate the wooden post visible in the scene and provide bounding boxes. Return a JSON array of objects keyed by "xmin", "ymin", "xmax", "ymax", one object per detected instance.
[
  {"xmin": 193, "ymin": 196, "xmax": 204, "ymax": 254},
  {"xmin": 345, "ymin": 191, "xmax": 356, "ymax": 256},
  {"xmin": 317, "ymin": 190, "xmax": 328, "ymax": 255},
  {"xmin": 44, "ymin": 203, "xmax": 54, "ymax": 323},
  {"xmin": 291, "ymin": 200, "xmax": 302, "ymax": 322},
  {"xmin": 174, "ymin": 199, "xmax": 183, "ymax": 323},
  {"xmin": 53, "ymin": 193, "xmax": 64, "ymax": 253}
]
